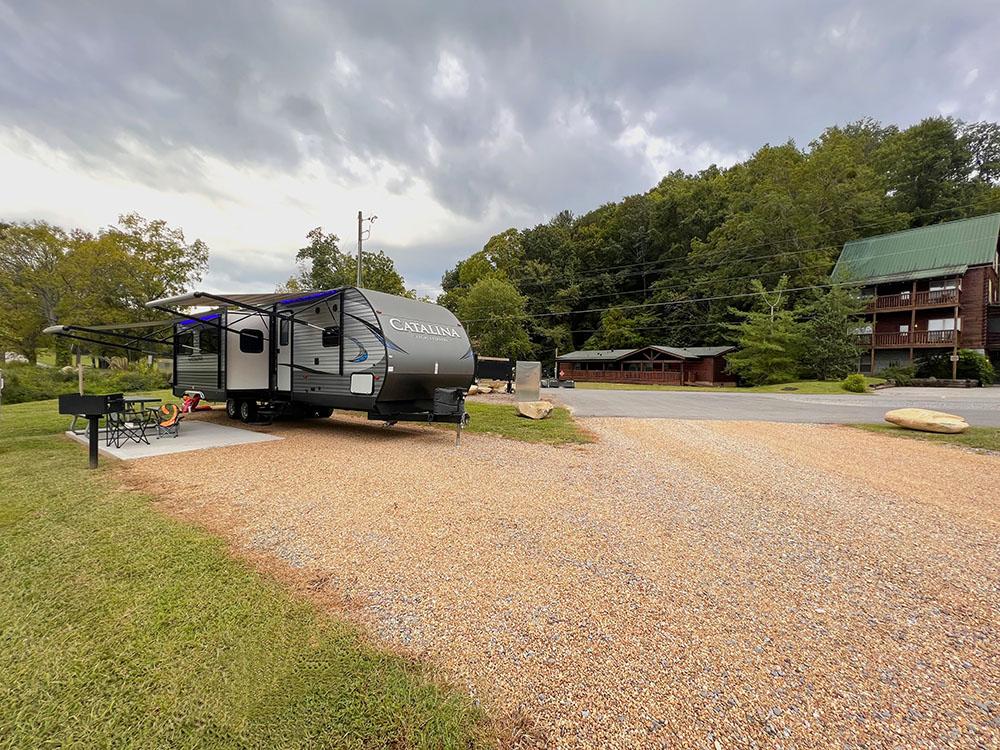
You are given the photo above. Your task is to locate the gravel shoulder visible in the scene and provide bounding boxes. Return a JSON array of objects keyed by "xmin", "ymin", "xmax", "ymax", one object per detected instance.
[{"xmin": 123, "ymin": 411, "xmax": 1000, "ymax": 748}]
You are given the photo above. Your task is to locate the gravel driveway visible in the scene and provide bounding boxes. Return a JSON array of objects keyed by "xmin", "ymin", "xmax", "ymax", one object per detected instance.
[
  {"xmin": 125, "ymin": 412, "xmax": 999, "ymax": 748},
  {"xmin": 552, "ymin": 386, "xmax": 1000, "ymax": 425}
]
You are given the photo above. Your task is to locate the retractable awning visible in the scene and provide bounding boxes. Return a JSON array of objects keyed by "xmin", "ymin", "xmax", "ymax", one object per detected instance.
[{"xmin": 146, "ymin": 289, "xmax": 340, "ymax": 312}]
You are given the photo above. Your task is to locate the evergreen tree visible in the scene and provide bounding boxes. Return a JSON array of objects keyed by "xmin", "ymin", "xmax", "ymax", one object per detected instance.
[
  {"xmin": 798, "ymin": 286, "xmax": 866, "ymax": 380},
  {"xmin": 724, "ymin": 277, "xmax": 802, "ymax": 385}
]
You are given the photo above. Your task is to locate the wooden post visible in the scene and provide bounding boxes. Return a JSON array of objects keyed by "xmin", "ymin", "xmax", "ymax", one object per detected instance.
[
  {"xmin": 76, "ymin": 349, "xmax": 84, "ymax": 395},
  {"xmin": 870, "ymin": 284, "xmax": 878, "ymax": 373},
  {"xmin": 952, "ymin": 299, "xmax": 960, "ymax": 379},
  {"xmin": 910, "ymin": 281, "xmax": 917, "ymax": 366}
]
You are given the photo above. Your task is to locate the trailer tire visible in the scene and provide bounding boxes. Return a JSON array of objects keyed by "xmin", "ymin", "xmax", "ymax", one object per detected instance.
[
  {"xmin": 225, "ymin": 398, "xmax": 240, "ymax": 419},
  {"xmin": 239, "ymin": 400, "xmax": 258, "ymax": 423},
  {"xmin": 312, "ymin": 407, "xmax": 333, "ymax": 419}
]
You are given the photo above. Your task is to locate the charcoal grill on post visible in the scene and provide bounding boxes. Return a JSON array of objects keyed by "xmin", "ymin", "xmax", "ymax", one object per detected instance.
[{"xmin": 58, "ymin": 393, "xmax": 124, "ymax": 468}]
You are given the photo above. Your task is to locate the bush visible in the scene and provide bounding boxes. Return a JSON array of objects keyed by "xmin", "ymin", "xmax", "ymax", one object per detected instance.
[
  {"xmin": 916, "ymin": 349, "xmax": 996, "ymax": 384},
  {"xmin": 878, "ymin": 364, "xmax": 917, "ymax": 386},
  {"xmin": 841, "ymin": 373, "xmax": 868, "ymax": 393},
  {"xmin": 0, "ymin": 362, "xmax": 169, "ymax": 404}
]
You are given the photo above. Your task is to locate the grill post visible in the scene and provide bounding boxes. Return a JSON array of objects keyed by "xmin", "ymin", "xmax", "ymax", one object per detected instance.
[{"xmin": 88, "ymin": 416, "xmax": 100, "ymax": 469}]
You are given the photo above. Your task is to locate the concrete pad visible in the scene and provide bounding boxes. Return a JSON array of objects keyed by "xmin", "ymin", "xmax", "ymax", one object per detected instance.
[{"xmin": 67, "ymin": 420, "xmax": 282, "ymax": 461}]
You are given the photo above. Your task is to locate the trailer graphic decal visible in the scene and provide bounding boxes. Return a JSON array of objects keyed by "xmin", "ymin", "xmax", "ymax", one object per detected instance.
[
  {"xmin": 348, "ymin": 336, "xmax": 369, "ymax": 363},
  {"xmin": 346, "ymin": 313, "xmax": 408, "ymax": 353}
]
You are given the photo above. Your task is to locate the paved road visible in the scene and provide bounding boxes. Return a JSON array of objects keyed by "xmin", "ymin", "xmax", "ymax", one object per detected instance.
[{"xmin": 550, "ymin": 385, "xmax": 1000, "ymax": 425}]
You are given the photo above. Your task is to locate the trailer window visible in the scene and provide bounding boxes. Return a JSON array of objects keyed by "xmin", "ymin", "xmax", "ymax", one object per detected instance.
[
  {"xmin": 239, "ymin": 329, "xmax": 264, "ymax": 353},
  {"xmin": 175, "ymin": 330, "xmax": 195, "ymax": 355},
  {"xmin": 322, "ymin": 326, "xmax": 341, "ymax": 348},
  {"xmin": 279, "ymin": 318, "xmax": 290, "ymax": 346},
  {"xmin": 199, "ymin": 326, "xmax": 220, "ymax": 354}
]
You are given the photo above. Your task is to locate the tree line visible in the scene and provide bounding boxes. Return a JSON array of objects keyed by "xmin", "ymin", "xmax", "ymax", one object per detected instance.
[
  {"xmin": 438, "ymin": 117, "xmax": 1000, "ymax": 369},
  {"xmin": 0, "ymin": 219, "xmax": 415, "ymax": 365},
  {"xmin": 0, "ymin": 214, "xmax": 209, "ymax": 364}
]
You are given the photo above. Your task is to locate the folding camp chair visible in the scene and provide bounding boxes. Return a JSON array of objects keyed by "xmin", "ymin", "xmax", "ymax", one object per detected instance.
[
  {"xmin": 155, "ymin": 403, "xmax": 183, "ymax": 439},
  {"xmin": 106, "ymin": 409, "xmax": 149, "ymax": 448}
]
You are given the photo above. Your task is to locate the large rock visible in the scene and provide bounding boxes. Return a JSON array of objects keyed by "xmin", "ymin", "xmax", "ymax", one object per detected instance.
[
  {"xmin": 517, "ymin": 400, "xmax": 554, "ymax": 420},
  {"xmin": 478, "ymin": 386, "xmax": 493, "ymax": 395},
  {"xmin": 467, "ymin": 384, "xmax": 479, "ymax": 395},
  {"xmin": 884, "ymin": 408, "xmax": 970, "ymax": 434}
]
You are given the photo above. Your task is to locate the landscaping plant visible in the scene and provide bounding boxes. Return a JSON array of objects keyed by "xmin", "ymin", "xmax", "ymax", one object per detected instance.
[{"xmin": 841, "ymin": 373, "xmax": 868, "ymax": 392}]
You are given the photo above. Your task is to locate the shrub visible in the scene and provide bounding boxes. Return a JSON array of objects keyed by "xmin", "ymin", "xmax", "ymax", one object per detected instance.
[
  {"xmin": 841, "ymin": 373, "xmax": 868, "ymax": 393},
  {"xmin": 878, "ymin": 364, "xmax": 917, "ymax": 386},
  {"xmin": 916, "ymin": 349, "xmax": 996, "ymax": 384},
  {"xmin": 0, "ymin": 362, "xmax": 169, "ymax": 404}
]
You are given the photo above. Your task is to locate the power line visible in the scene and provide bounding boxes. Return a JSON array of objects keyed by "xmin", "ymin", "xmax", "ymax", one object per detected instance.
[
  {"xmin": 442, "ymin": 198, "xmax": 1000, "ymax": 294},
  {"xmin": 511, "ymin": 235, "xmax": 986, "ymax": 307},
  {"xmin": 457, "ymin": 234, "xmax": 986, "ymax": 324}
]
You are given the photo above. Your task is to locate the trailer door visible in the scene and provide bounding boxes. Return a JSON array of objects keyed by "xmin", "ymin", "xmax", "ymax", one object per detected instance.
[
  {"xmin": 276, "ymin": 315, "xmax": 292, "ymax": 392},
  {"xmin": 225, "ymin": 311, "xmax": 269, "ymax": 391}
]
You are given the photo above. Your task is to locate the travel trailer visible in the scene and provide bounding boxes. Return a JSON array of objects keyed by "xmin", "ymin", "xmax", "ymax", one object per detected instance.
[{"xmin": 44, "ymin": 287, "xmax": 475, "ymax": 427}]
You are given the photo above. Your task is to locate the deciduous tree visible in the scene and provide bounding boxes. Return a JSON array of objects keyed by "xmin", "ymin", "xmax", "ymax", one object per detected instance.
[{"xmin": 456, "ymin": 277, "xmax": 533, "ymax": 359}]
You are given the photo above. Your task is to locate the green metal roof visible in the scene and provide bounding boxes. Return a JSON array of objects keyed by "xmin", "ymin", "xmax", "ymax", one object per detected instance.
[
  {"xmin": 833, "ymin": 213, "xmax": 1000, "ymax": 284},
  {"xmin": 666, "ymin": 346, "xmax": 735, "ymax": 358},
  {"xmin": 558, "ymin": 345, "xmax": 733, "ymax": 362},
  {"xmin": 557, "ymin": 348, "xmax": 639, "ymax": 361}
]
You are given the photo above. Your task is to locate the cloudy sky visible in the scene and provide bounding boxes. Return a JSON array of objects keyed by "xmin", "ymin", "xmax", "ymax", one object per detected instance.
[{"xmin": 1, "ymin": 1, "xmax": 997, "ymax": 297}]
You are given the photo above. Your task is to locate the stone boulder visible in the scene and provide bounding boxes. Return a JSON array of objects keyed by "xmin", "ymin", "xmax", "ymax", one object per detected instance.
[
  {"xmin": 884, "ymin": 408, "xmax": 969, "ymax": 434},
  {"xmin": 478, "ymin": 386, "xmax": 493, "ymax": 394},
  {"xmin": 467, "ymin": 384, "xmax": 479, "ymax": 395},
  {"xmin": 517, "ymin": 400, "xmax": 553, "ymax": 420}
]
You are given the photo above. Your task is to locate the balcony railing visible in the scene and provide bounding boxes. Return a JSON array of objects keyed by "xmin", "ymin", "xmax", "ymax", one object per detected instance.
[
  {"xmin": 866, "ymin": 289, "xmax": 959, "ymax": 312},
  {"xmin": 564, "ymin": 369, "xmax": 682, "ymax": 384},
  {"xmin": 858, "ymin": 330, "xmax": 957, "ymax": 348}
]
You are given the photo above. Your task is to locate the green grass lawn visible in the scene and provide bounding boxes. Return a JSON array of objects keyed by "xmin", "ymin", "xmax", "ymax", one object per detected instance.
[
  {"xmin": 459, "ymin": 400, "xmax": 594, "ymax": 445},
  {"xmin": 574, "ymin": 377, "xmax": 885, "ymax": 395},
  {"xmin": 851, "ymin": 423, "xmax": 1000, "ymax": 452},
  {"xmin": 0, "ymin": 396, "xmax": 490, "ymax": 748}
]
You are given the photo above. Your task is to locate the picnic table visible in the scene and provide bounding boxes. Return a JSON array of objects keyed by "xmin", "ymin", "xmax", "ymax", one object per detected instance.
[{"xmin": 123, "ymin": 395, "xmax": 161, "ymax": 415}]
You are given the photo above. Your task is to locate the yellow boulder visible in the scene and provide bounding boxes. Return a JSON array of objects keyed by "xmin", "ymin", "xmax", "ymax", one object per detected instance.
[{"xmin": 884, "ymin": 408, "xmax": 970, "ymax": 434}]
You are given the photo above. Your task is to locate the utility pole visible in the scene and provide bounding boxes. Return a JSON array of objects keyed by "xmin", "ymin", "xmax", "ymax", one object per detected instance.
[
  {"xmin": 356, "ymin": 210, "xmax": 363, "ymax": 288},
  {"xmin": 356, "ymin": 211, "xmax": 378, "ymax": 288}
]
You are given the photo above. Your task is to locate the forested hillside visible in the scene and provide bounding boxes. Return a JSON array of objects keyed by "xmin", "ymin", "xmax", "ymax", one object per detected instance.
[{"xmin": 439, "ymin": 117, "xmax": 1000, "ymax": 362}]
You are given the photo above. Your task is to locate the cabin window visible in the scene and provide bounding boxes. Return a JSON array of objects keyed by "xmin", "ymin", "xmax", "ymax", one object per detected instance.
[
  {"xmin": 239, "ymin": 329, "xmax": 264, "ymax": 353},
  {"xmin": 279, "ymin": 318, "xmax": 290, "ymax": 346},
  {"xmin": 322, "ymin": 326, "xmax": 341, "ymax": 348},
  {"xmin": 927, "ymin": 318, "xmax": 959, "ymax": 331},
  {"xmin": 929, "ymin": 280, "xmax": 957, "ymax": 292}
]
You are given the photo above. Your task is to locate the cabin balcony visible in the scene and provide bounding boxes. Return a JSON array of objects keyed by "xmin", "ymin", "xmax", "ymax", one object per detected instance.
[
  {"xmin": 865, "ymin": 289, "xmax": 959, "ymax": 312},
  {"xmin": 858, "ymin": 330, "xmax": 957, "ymax": 348}
]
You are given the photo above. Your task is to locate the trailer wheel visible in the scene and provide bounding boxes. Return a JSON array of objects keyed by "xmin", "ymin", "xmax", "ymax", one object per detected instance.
[
  {"xmin": 225, "ymin": 398, "xmax": 240, "ymax": 419},
  {"xmin": 239, "ymin": 400, "xmax": 258, "ymax": 423},
  {"xmin": 312, "ymin": 407, "xmax": 333, "ymax": 419}
]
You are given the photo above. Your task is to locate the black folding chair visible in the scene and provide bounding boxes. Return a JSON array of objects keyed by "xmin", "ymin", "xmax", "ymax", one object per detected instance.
[{"xmin": 105, "ymin": 410, "xmax": 149, "ymax": 448}]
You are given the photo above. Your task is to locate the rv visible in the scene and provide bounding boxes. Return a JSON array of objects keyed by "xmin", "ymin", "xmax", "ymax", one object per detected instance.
[{"xmin": 45, "ymin": 287, "xmax": 475, "ymax": 427}]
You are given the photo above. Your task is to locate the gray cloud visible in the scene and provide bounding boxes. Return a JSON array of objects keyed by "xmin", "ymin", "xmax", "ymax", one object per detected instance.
[{"xmin": 2, "ymin": 0, "xmax": 999, "ymax": 292}]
